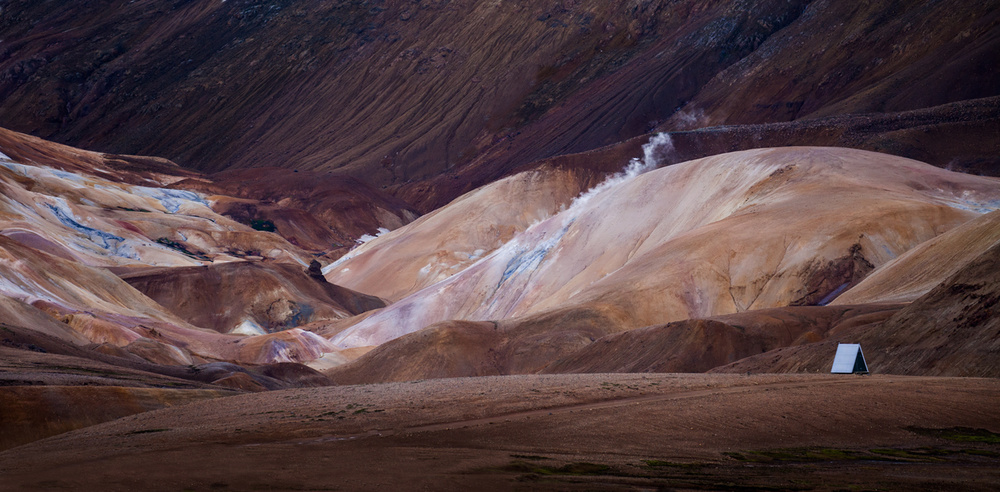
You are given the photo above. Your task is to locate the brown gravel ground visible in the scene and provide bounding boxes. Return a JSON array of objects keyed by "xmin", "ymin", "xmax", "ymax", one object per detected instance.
[{"xmin": 1, "ymin": 373, "xmax": 998, "ymax": 491}]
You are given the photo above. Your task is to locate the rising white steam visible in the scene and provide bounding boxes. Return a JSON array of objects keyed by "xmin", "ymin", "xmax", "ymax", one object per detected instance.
[
  {"xmin": 671, "ymin": 108, "xmax": 706, "ymax": 130},
  {"xmin": 488, "ymin": 132, "xmax": 676, "ymax": 303},
  {"xmin": 330, "ymin": 132, "xmax": 680, "ymax": 347},
  {"xmin": 567, "ymin": 132, "xmax": 673, "ymax": 211}
]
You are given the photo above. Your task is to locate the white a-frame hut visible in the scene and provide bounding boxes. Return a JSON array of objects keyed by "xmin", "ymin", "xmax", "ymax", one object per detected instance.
[{"xmin": 831, "ymin": 343, "xmax": 869, "ymax": 374}]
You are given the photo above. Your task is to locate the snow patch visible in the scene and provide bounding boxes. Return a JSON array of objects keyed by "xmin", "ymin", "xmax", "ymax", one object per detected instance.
[
  {"xmin": 356, "ymin": 227, "xmax": 390, "ymax": 244},
  {"xmin": 942, "ymin": 192, "xmax": 1000, "ymax": 214},
  {"xmin": 230, "ymin": 319, "xmax": 267, "ymax": 336},
  {"xmin": 131, "ymin": 187, "xmax": 208, "ymax": 213},
  {"xmin": 322, "ymin": 227, "xmax": 391, "ymax": 275}
]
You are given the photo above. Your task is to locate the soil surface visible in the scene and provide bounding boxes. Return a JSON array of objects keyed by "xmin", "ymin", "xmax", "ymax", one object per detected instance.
[{"xmin": 2, "ymin": 373, "xmax": 997, "ymax": 491}]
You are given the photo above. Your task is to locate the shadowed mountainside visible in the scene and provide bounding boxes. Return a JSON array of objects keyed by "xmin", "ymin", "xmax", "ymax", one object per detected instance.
[
  {"xmin": 183, "ymin": 168, "xmax": 419, "ymax": 256},
  {"xmin": 1, "ymin": 0, "xmax": 997, "ymax": 210},
  {"xmin": 407, "ymin": 96, "xmax": 1000, "ymax": 211}
]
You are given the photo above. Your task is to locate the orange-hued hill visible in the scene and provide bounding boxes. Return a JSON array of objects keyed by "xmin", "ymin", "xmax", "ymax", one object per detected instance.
[
  {"xmin": 714, "ymin": 236, "xmax": 1000, "ymax": 377},
  {"xmin": 323, "ymin": 165, "xmax": 602, "ymax": 302},
  {"xmin": 0, "ymin": 128, "xmax": 389, "ymax": 370},
  {"xmin": 4, "ymin": 128, "xmax": 999, "ymax": 386},
  {"xmin": 832, "ymin": 209, "xmax": 1000, "ymax": 305},
  {"xmin": 326, "ymin": 146, "xmax": 999, "ymax": 354}
]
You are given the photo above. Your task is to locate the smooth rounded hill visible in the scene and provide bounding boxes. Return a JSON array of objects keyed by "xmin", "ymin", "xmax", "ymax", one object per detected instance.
[
  {"xmin": 324, "ymin": 165, "xmax": 602, "ymax": 302},
  {"xmin": 328, "ymin": 146, "xmax": 1000, "ymax": 353}
]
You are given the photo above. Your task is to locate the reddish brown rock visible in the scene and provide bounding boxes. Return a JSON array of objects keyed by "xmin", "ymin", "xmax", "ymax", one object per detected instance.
[{"xmin": 119, "ymin": 261, "xmax": 385, "ymax": 335}]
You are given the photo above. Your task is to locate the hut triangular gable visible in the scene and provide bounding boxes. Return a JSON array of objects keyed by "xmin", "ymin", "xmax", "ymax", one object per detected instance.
[{"xmin": 831, "ymin": 343, "xmax": 868, "ymax": 374}]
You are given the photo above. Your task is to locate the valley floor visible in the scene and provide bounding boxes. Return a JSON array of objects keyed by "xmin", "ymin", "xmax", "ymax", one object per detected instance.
[{"xmin": 1, "ymin": 373, "xmax": 997, "ymax": 491}]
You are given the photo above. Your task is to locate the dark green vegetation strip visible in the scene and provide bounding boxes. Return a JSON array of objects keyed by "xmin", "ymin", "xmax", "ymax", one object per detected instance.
[
  {"xmin": 724, "ymin": 445, "xmax": 1000, "ymax": 464},
  {"xmin": 907, "ymin": 426, "xmax": 1000, "ymax": 444},
  {"xmin": 501, "ymin": 461, "xmax": 611, "ymax": 476},
  {"xmin": 248, "ymin": 218, "xmax": 276, "ymax": 232},
  {"xmin": 510, "ymin": 454, "xmax": 551, "ymax": 461},
  {"xmin": 125, "ymin": 428, "xmax": 170, "ymax": 435}
]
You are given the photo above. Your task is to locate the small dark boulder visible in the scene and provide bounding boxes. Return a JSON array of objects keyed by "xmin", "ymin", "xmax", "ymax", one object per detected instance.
[{"xmin": 307, "ymin": 260, "xmax": 325, "ymax": 280}]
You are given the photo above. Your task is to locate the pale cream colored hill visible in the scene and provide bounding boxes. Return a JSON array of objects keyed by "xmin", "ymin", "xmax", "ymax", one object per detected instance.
[
  {"xmin": 323, "ymin": 166, "xmax": 596, "ymax": 302},
  {"xmin": 716, "ymin": 238, "xmax": 1000, "ymax": 377},
  {"xmin": 330, "ymin": 147, "xmax": 1000, "ymax": 349}
]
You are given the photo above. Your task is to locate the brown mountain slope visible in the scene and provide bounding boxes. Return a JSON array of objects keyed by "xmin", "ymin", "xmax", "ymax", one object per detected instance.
[
  {"xmin": 1, "ymin": 0, "xmax": 996, "ymax": 199},
  {"xmin": 542, "ymin": 305, "xmax": 904, "ymax": 375},
  {"xmin": 193, "ymin": 167, "xmax": 420, "ymax": 255},
  {"xmin": 715, "ymin": 241, "xmax": 1000, "ymax": 377},
  {"xmin": 327, "ymin": 304, "xmax": 633, "ymax": 384},
  {"xmin": 409, "ymin": 95, "xmax": 1000, "ymax": 212},
  {"xmin": 325, "ymin": 303, "xmax": 903, "ymax": 384}
]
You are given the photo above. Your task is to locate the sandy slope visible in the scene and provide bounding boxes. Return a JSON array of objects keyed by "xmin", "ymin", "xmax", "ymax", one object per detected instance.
[{"xmin": 1, "ymin": 374, "xmax": 997, "ymax": 491}]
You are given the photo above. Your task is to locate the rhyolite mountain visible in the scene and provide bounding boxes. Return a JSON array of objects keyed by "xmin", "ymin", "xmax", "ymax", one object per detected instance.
[
  {"xmin": 2, "ymin": 0, "xmax": 1000, "ymax": 477},
  {"xmin": 1, "ymin": 0, "xmax": 998, "ymax": 212}
]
